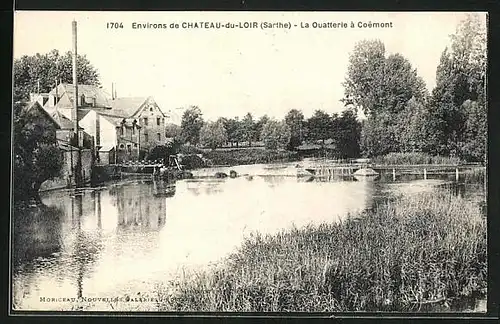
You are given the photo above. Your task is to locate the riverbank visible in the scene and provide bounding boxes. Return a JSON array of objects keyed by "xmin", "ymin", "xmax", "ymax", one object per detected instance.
[{"xmin": 154, "ymin": 191, "xmax": 486, "ymax": 312}]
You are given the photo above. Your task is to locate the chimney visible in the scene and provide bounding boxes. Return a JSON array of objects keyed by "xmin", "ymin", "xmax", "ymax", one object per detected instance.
[
  {"xmin": 72, "ymin": 20, "xmax": 78, "ymax": 126},
  {"xmin": 72, "ymin": 19, "xmax": 80, "ymax": 149},
  {"xmin": 114, "ymin": 84, "xmax": 117, "ymax": 100},
  {"xmin": 111, "ymin": 82, "xmax": 115, "ymax": 100}
]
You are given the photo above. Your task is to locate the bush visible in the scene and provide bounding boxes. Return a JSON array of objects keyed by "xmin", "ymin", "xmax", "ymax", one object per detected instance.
[{"xmin": 203, "ymin": 149, "xmax": 299, "ymax": 166}]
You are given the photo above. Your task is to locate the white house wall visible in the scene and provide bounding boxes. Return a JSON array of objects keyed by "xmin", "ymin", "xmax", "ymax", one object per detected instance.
[
  {"xmin": 99, "ymin": 115, "xmax": 117, "ymax": 148},
  {"xmin": 79, "ymin": 110, "xmax": 97, "ymax": 139}
]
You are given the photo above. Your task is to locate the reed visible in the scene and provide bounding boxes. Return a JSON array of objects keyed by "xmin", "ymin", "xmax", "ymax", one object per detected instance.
[{"xmin": 155, "ymin": 192, "xmax": 486, "ymax": 312}]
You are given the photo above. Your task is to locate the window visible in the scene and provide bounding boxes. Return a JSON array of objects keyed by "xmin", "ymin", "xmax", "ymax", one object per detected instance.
[
  {"xmin": 120, "ymin": 126, "xmax": 124, "ymax": 136},
  {"xmin": 132, "ymin": 125, "xmax": 136, "ymax": 135},
  {"xmin": 144, "ymin": 117, "xmax": 148, "ymax": 125},
  {"xmin": 157, "ymin": 133, "xmax": 161, "ymax": 141},
  {"xmin": 157, "ymin": 117, "xmax": 161, "ymax": 126},
  {"xmin": 127, "ymin": 144, "xmax": 131, "ymax": 153},
  {"xmin": 144, "ymin": 133, "xmax": 148, "ymax": 142},
  {"xmin": 134, "ymin": 143, "xmax": 138, "ymax": 148},
  {"xmin": 150, "ymin": 107, "xmax": 153, "ymax": 112},
  {"xmin": 162, "ymin": 118, "xmax": 165, "ymax": 124},
  {"xmin": 119, "ymin": 144, "xmax": 125, "ymax": 149}
]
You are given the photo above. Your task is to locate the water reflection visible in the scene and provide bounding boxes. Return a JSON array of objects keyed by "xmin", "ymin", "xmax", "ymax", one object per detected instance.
[
  {"xmin": 12, "ymin": 180, "xmax": 172, "ymax": 310},
  {"xmin": 12, "ymin": 163, "xmax": 486, "ymax": 311}
]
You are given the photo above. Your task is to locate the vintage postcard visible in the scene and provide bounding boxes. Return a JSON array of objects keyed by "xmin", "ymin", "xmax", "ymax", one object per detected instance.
[{"xmin": 11, "ymin": 11, "xmax": 488, "ymax": 313}]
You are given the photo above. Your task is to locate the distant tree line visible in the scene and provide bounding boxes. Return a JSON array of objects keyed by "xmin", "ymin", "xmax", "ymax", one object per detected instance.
[{"xmin": 176, "ymin": 105, "xmax": 362, "ymax": 158}]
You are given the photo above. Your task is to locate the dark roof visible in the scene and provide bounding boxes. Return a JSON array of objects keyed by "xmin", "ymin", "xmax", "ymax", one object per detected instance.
[
  {"xmin": 107, "ymin": 97, "xmax": 148, "ymax": 118},
  {"xmin": 49, "ymin": 83, "xmax": 112, "ymax": 108},
  {"xmin": 100, "ymin": 115, "xmax": 124, "ymax": 126},
  {"xmin": 23, "ymin": 101, "xmax": 61, "ymax": 129},
  {"xmin": 50, "ymin": 110, "xmax": 82, "ymax": 130}
]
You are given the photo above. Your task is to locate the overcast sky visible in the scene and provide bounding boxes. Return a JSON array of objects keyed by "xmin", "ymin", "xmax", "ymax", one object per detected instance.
[{"xmin": 13, "ymin": 11, "xmax": 486, "ymax": 121}]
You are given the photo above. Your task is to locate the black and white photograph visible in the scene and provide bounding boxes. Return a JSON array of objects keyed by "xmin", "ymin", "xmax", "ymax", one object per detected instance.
[{"xmin": 10, "ymin": 11, "xmax": 488, "ymax": 313}]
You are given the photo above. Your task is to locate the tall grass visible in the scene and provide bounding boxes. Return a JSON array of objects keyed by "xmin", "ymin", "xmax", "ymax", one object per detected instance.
[
  {"xmin": 373, "ymin": 152, "xmax": 462, "ymax": 165},
  {"xmin": 155, "ymin": 192, "xmax": 486, "ymax": 312}
]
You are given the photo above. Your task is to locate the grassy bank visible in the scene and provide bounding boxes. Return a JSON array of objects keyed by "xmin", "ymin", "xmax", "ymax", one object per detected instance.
[
  {"xmin": 372, "ymin": 152, "xmax": 463, "ymax": 165},
  {"xmin": 203, "ymin": 148, "xmax": 300, "ymax": 167},
  {"xmin": 155, "ymin": 192, "xmax": 486, "ymax": 312}
]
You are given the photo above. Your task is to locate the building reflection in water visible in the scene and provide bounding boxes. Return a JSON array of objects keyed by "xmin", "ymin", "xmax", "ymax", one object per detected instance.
[{"xmin": 114, "ymin": 180, "xmax": 169, "ymax": 231}]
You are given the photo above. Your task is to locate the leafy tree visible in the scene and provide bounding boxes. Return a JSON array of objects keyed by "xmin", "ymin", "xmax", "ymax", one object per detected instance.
[
  {"xmin": 306, "ymin": 110, "xmax": 333, "ymax": 144},
  {"xmin": 241, "ymin": 113, "xmax": 255, "ymax": 147},
  {"xmin": 395, "ymin": 97, "xmax": 435, "ymax": 154},
  {"xmin": 429, "ymin": 13, "xmax": 487, "ymax": 161},
  {"xmin": 200, "ymin": 120, "xmax": 228, "ymax": 150},
  {"xmin": 260, "ymin": 119, "xmax": 291, "ymax": 150},
  {"xmin": 13, "ymin": 50, "xmax": 100, "ymax": 102},
  {"xmin": 254, "ymin": 115, "xmax": 270, "ymax": 142},
  {"xmin": 13, "ymin": 102, "xmax": 63, "ymax": 202},
  {"xmin": 360, "ymin": 112, "xmax": 399, "ymax": 157},
  {"xmin": 335, "ymin": 109, "xmax": 362, "ymax": 158},
  {"xmin": 342, "ymin": 39, "xmax": 386, "ymax": 116},
  {"xmin": 223, "ymin": 117, "xmax": 244, "ymax": 147},
  {"xmin": 284, "ymin": 109, "xmax": 305, "ymax": 149},
  {"xmin": 344, "ymin": 39, "xmax": 428, "ymax": 156},
  {"xmin": 165, "ymin": 123, "xmax": 182, "ymax": 139},
  {"xmin": 180, "ymin": 106, "xmax": 204, "ymax": 146}
]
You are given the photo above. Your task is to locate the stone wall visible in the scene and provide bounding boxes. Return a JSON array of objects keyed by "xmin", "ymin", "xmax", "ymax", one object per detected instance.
[{"xmin": 40, "ymin": 148, "xmax": 94, "ymax": 191}]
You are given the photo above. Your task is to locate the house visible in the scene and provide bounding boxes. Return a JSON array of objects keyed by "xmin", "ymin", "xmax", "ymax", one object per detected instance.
[
  {"xmin": 102, "ymin": 96, "xmax": 170, "ymax": 152},
  {"xmin": 44, "ymin": 83, "xmax": 170, "ymax": 163},
  {"xmin": 43, "ymin": 83, "xmax": 113, "ymax": 121}
]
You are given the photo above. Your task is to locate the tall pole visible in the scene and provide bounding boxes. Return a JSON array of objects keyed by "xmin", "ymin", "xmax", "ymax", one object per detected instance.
[{"xmin": 72, "ymin": 20, "xmax": 82, "ymax": 187}]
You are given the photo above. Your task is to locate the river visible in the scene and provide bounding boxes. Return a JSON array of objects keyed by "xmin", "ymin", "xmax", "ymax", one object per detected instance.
[{"xmin": 11, "ymin": 161, "xmax": 487, "ymax": 312}]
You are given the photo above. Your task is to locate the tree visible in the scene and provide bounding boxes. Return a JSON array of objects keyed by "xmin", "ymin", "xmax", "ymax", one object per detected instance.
[
  {"xmin": 180, "ymin": 106, "xmax": 204, "ymax": 145},
  {"xmin": 260, "ymin": 119, "xmax": 291, "ymax": 150},
  {"xmin": 342, "ymin": 39, "xmax": 386, "ymax": 116},
  {"xmin": 200, "ymin": 120, "xmax": 228, "ymax": 150},
  {"xmin": 360, "ymin": 113, "xmax": 399, "ymax": 157},
  {"xmin": 13, "ymin": 102, "xmax": 63, "ymax": 202},
  {"xmin": 284, "ymin": 109, "xmax": 305, "ymax": 149},
  {"xmin": 429, "ymin": 13, "xmax": 487, "ymax": 160},
  {"xmin": 343, "ymin": 39, "xmax": 428, "ymax": 156},
  {"xmin": 307, "ymin": 110, "xmax": 333, "ymax": 144},
  {"xmin": 395, "ymin": 96, "xmax": 435, "ymax": 153},
  {"xmin": 254, "ymin": 115, "xmax": 270, "ymax": 142},
  {"xmin": 241, "ymin": 113, "xmax": 255, "ymax": 147},
  {"xmin": 335, "ymin": 109, "xmax": 362, "ymax": 158},
  {"xmin": 223, "ymin": 117, "xmax": 244, "ymax": 147},
  {"xmin": 13, "ymin": 50, "xmax": 100, "ymax": 102}
]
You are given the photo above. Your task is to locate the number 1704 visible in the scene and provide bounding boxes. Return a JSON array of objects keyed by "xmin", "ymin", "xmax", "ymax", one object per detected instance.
[{"xmin": 107, "ymin": 22, "xmax": 124, "ymax": 29}]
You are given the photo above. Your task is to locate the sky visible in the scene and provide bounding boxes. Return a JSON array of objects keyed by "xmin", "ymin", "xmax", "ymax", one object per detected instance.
[{"xmin": 13, "ymin": 11, "xmax": 487, "ymax": 122}]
